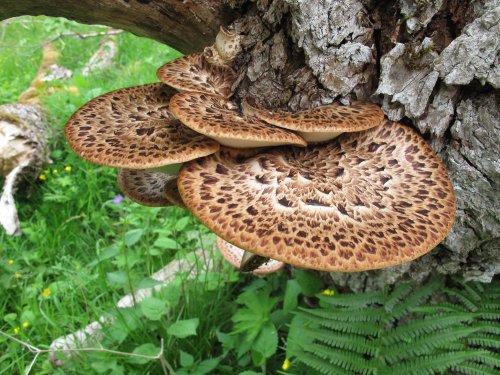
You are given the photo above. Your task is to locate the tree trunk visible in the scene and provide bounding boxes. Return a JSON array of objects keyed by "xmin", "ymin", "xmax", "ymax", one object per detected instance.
[{"xmin": 2, "ymin": 0, "xmax": 498, "ymax": 289}]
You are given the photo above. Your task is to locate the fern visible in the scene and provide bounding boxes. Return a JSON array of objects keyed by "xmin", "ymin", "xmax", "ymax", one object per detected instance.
[{"xmin": 287, "ymin": 277, "xmax": 500, "ymax": 374}]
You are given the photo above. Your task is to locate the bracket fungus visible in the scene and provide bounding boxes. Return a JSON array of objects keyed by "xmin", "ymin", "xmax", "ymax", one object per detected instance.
[
  {"xmin": 243, "ymin": 98, "xmax": 384, "ymax": 143},
  {"xmin": 157, "ymin": 52, "xmax": 237, "ymax": 99},
  {"xmin": 170, "ymin": 92, "xmax": 307, "ymax": 149},
  {"xmin": 178, "ymin": 120, "xmax": 456, "ymax": 272},
  {"xmin": 63, "ymin": 25, "xmax": 456, "ymax": 274},
  {"xmin": 64, "ymin": 83, "xmax": 220, "ymax": 170},
  {"xmin": 216, "ymin": 237, "xmax": 284, "ymax": 275},
  {"xmin": 117, "ymin": 169, "xmax": 175, "ymax": 207}
]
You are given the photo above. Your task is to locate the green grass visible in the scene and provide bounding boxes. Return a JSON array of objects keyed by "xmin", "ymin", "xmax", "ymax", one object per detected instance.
[{"xmin": 0, "ymin": 16, "xmax": 247, "ymax": 374}]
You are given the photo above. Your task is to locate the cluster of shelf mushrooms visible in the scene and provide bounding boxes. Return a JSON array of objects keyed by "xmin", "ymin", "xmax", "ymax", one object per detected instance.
[{"xmin": 64, "ymin": 27, "xmax": 456, "ymax": 275}]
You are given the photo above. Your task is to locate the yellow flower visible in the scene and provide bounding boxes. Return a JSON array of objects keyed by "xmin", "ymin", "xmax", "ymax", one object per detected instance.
[
  {"xmin": 64, "ymin": 165, "xmax": 72, "ymax": 172},
  {"xmin": 39, "ymin": 174, "xmax": 46, "ymax": 181},
  {"xmin": 13, "ymin": 327, "xmax": 20, "ymax": 334},
  {"xmin": 8, "ymin": 259, "xmax": 14, "ymax": 265},
  {"xmin": 321, "ymin": 289, "xmax": 335, "ymax": 296},
  {"xmin": 15, "ymin": 273, "xmax": 22, "ymax": 279},
  {"xmin": 41, "ymin": 288, "xmax": 51, "ymax": 298},
  {"xmin": 282, "ymin": 358, "xmax": 291, "ymax": 371},
  {"xmin": 52, "ymin": 169, "xmax": 58, "ymax": 174},
  {"xmin": 22, "ymin": 322, "xmax": 29, "ymax": 328}
]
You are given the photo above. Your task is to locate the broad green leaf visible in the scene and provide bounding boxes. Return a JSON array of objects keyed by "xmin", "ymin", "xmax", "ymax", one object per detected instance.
[
  {"xmin": 180, "ymin": 350, "xmax": 194, "ymax": 367},
  {"xmin": 252, "ymin": 321, "xmax": 278, "ymax": 362},
  {"xmin": 295, "ymin": 269, "xmax": 323, "ymax": 296},
  {"xmin": 167, "ymin": 318, "xmax": 199, "ymax": 338},
  {"xmin": 195, "ymin": 358, "xmax": 220, "ymax": 374},
  {"xmin": 153, "ymin": 237, "xmax": 179, "ymax": 250},
  {"xmin": 124, "ymin": 229, "xmax": 144, "ymax": 246},
  {"xmin": 106, "ymin": 271, "xmax": 128, "ymax": 287},
  {"xmin": 135, "ymin": 277, "xmax": 164, "ymax": 289},
  {"xmin": 175, "ymin": 216, "xmax": 190, "ymax": 231},
  {"xmin": 129, "ymin": 343, "xmax": 160, "ymax": 364},
  {"xmin": 140, "ymin": 297, "xmax": 167, "ymax": 321},
  {"xmin": 283, "ymin": 279, "xmax": 302, "ymax": 313},
  {"xmin": 89, "ymin": 245, "xmax": 120, "ymax": 266}
]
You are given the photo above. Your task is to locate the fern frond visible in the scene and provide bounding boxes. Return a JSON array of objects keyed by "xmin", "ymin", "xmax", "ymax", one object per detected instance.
[
  {"xmin": 319, "ymin": 290, "xmax": 384, "ymax": 308},
  {"xmin": 390, "ymin": 277, "xmax": 443, "ymax": 319},
  {"xmin": 287, "ymin": 277, "xmax": 498, "ymax": 375},
  {"xmin": 298, "ymin": 352, "xmax": 351, "ymax": 375},
  {"xmin": 411, "ymin": 302, "xmax": 466, "ymax": 314},
  {"xmin": 383, "ymin": 351, "xmax": 479, "ymax": 375},
  {"xmin": 300, "ymin": 327, "xmax": 378, "ymax": 355},
  {"xmin": 303, "ymin": 344, "xmax": 373, "ymax": 374},
  {"xmin": 477, "ymin": 311, "xmax": 500, "ymax": 321},
  {"xmin": 476, "ymin": 325, "xmax": 500, "ymax": 336},
  {"xmin": 381, "ymin": 327, "xmax": 481, "ymax": 364},
  {"xmin": 458, "ymin": 280, "xmax": 484, "ymax": 302},
  {"xmin": 316, "ymin": 320, "xmax": 381, "ymax": 336},
  {"xmin": 298, "ymin": 306, "xmax": 384, "ymax": 322},
  {"xmin": 382, "ymin": 313, "xmax": 476, "ymax": 345},
  {"xmin": 444, "ymin": 288, "xmax": 479, "ymax": 311},
  {"xmin": 475, "ymin": 351, "xmax": 500, "ymax": 368},
  {"xmin": 467, "ymin": 333, "xmax": 500, "ymax": 349},
  {"xmin": 451, "ymin": 362, "xmax": 499, "ymax": 375}
]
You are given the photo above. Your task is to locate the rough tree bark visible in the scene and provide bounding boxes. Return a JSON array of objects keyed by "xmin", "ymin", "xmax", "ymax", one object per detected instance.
[{"xmin": 2, "ymin": 0, "xmax": 498, "ymax": 289}]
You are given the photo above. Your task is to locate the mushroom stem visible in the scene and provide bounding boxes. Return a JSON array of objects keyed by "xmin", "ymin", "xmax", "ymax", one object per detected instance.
[
  {"xmin": 240, "ymin": 251, "xmax": 270, "ymax": 272},
  {"xmin": 204, "ymin": 26, "xmax": 241, "ymax": 66}
]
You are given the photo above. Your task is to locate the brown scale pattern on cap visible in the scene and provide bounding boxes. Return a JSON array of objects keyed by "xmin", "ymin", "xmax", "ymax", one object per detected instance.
[
  {"xmin": 164, "ymin": 178, "xmax": 187, "ymax": 209},
  {"xmin": 64, "ymin": 83, "xmax": 220, "ymax": 169},
  {"xmin": 243, "ymin": 98, "xmax": 384, "ymax": 133},
  {"xmin": 156, "ymin": 53, "xmax": 236, "ymax": 99},
  {"xmin": 216, "ymin": 237, "xmax": 285, "ymax": 275},
  {"xmin": 118, "ymin": 169, "xmax": 174, "ymax": 207},
  {"xmin": 179, "ymin": 120, "xmax": 456, "ymax": 272},
  {"xmin": 169, "ymin": 92, "xmax": 307, "ymax": 148}
]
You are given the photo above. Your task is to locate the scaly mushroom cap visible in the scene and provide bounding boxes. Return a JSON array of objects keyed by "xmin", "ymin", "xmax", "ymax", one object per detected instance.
[
  {"xmin": 169, "ymin": 92, "xmax": 307, "ymax": 149},
  {"xmin": 64, "ymin": 83, "xmax": 220, "ymax": 169},
  {"xmin": 243, "ymin": 98, "xmax": 384, "ymax": 143},
  {"xmin": 164, "ymin": 178, "xmax": 187, "ymax": 209},
  {"xmin": 179, "ymin": 120, "xmax": 456, "ymax": 272},
  {"xmin": 117, "ymin": 169, "xmax": 174, "ymax": 207},
  {"xmin": 156, "ymin": 53, "xmax": 236, "ymax": 98},
  {"xmin": 216, "ymin": 237, "xmax": 285, "ymax": 275}
]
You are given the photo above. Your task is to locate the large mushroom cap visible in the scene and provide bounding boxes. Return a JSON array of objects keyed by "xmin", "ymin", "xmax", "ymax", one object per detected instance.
[
  {"xmin": 179, "ymin": 120, "xmax": 456, "ymax": 272},
  {"xmin": 117, "ymin": 169, "xmax": 174, "ymax": 207},
  {"xmin": 216, "ymin": 237, "xmax": 285, "ymax": 275},
  {"xmin": 156, "ymin": 53, "xmax": 236, "ymax": 98},
  {"xmin": 243, "ymin": 98, "xmax": 384, "ymax": 143},
  {"xmin": 64, "ymin": 83, "xmax": 220, "ymax": 169},
  {"xmin": 169, "ymin": 92, "xmax": 307, "ymax": 149}
]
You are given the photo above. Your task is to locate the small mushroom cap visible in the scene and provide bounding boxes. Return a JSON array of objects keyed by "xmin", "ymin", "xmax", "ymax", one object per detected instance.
[
  {"xmin": 156, "ymin": 52, "xmax": 236, "ymax": 98},
  {"xmin": 117, "ymin": 169, "xmax": 174, "ymax": 207},
  {"xmin": 169, "ymin": 92, "xmax": 307, "ymax": 149},
  {"xmin": 243, "ymin": 98, "xmax": 384, "ymax": 143},
  {"xmin": 164, "ymin": 178, "xmax": 187, "ymax": 209},
  {"xmin": 216, "ymin": 237, "xmax": 285, "ymax": 275},
  {"xmin": 179, "ymin": 120, "xmax": 456, "ymax": 272},
  {"xmin": 64, "ymin": 83, "xmax": 220, "ymax": 169}
]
